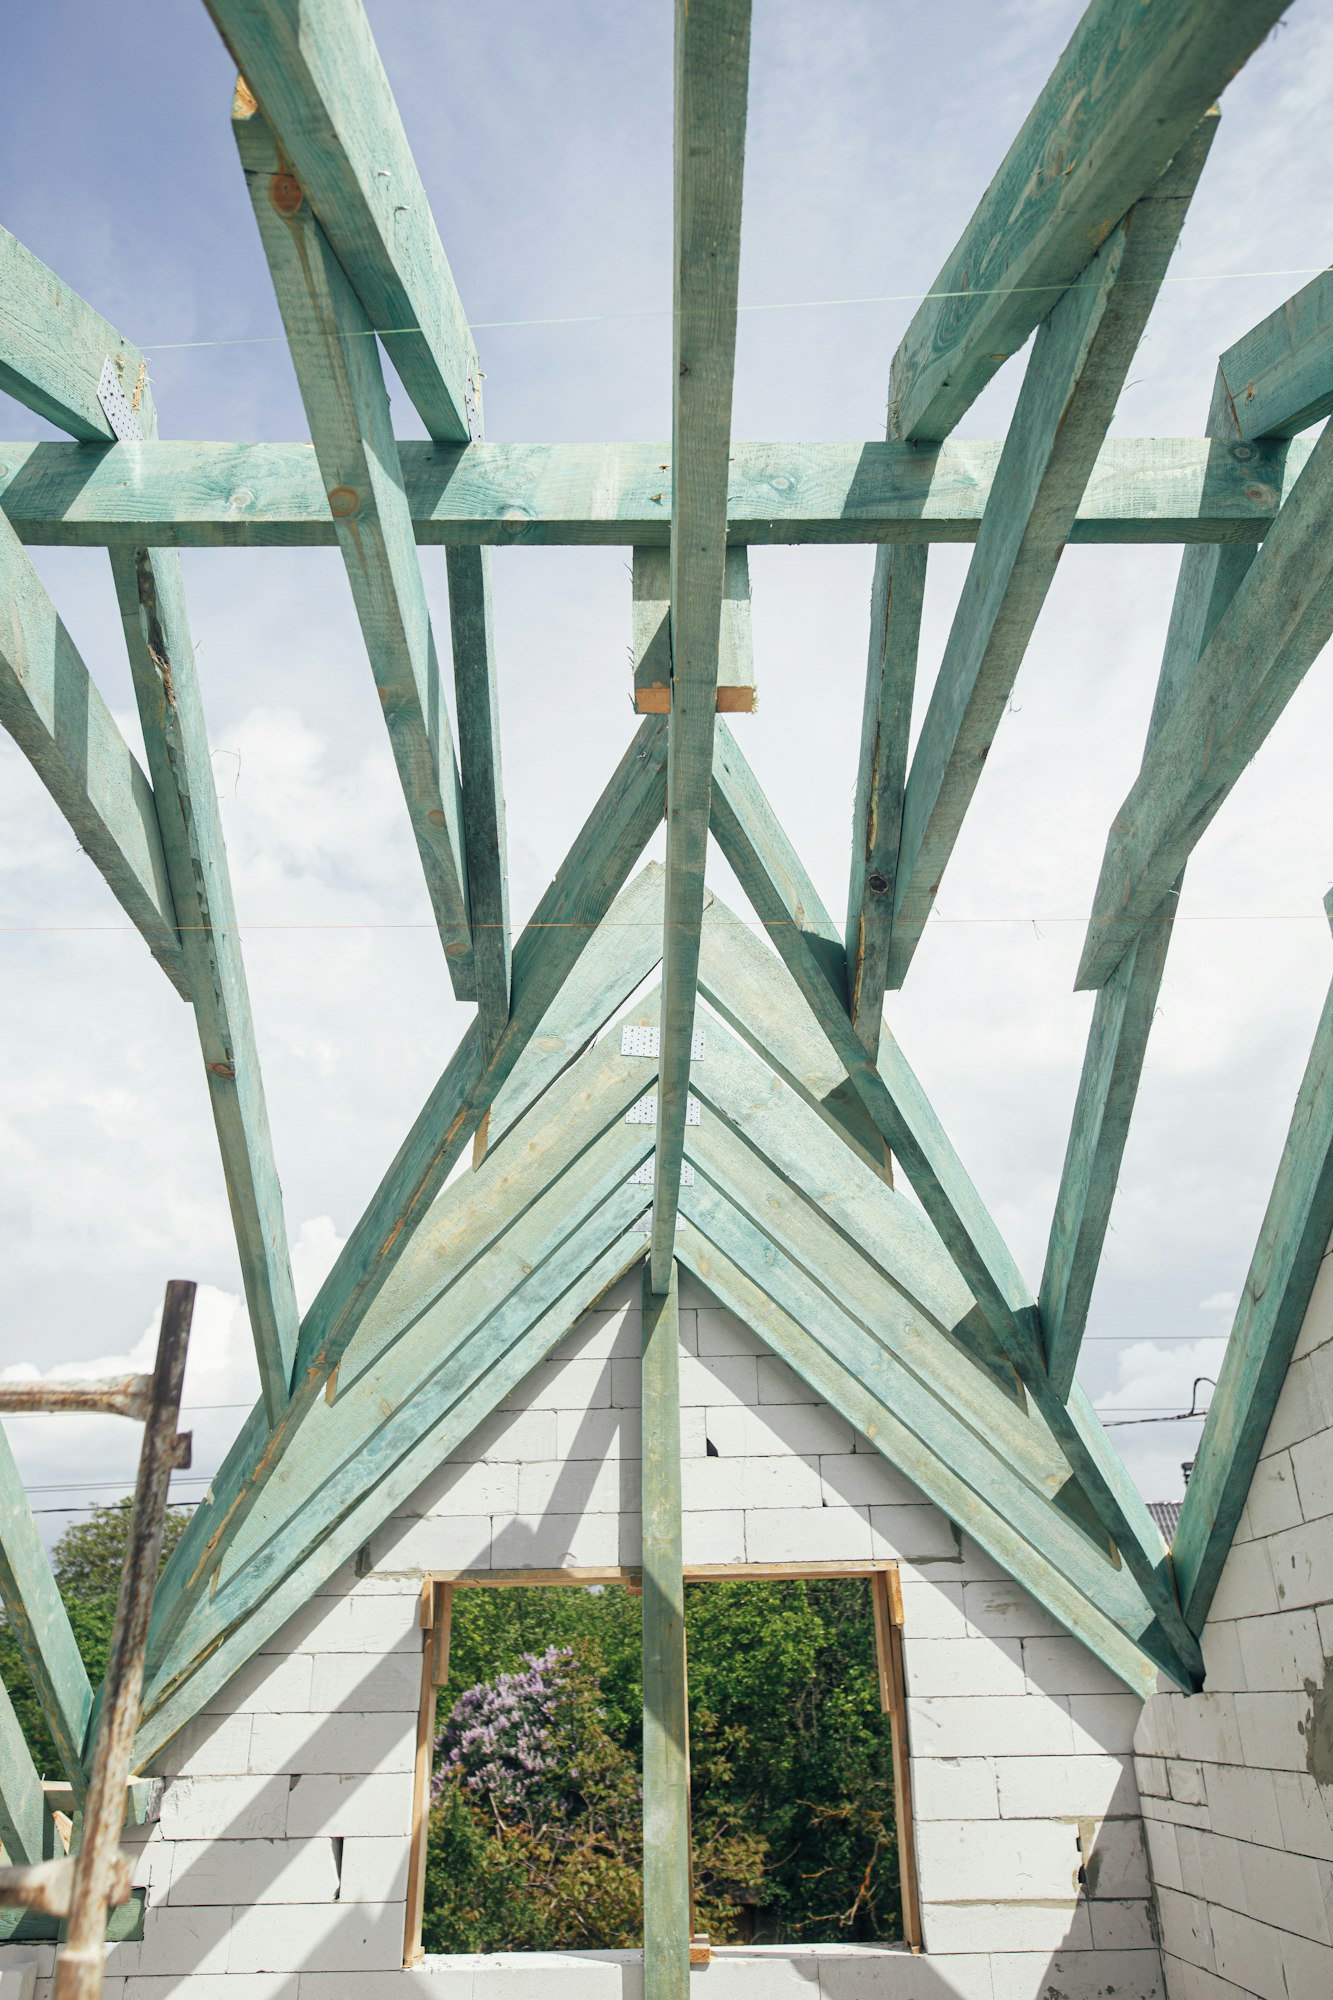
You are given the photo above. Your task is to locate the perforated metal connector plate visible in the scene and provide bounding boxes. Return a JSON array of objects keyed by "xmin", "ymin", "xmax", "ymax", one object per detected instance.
[
  {"xmin": 97, "ymin": 358, "xmax": 144, "ymax": 442},
  {"xmin": 624, "ymin": 1094, "xmax": 700, "ymax": 1126},
  {"xmin": 620, "ymin": 1025, "xmax": 704, "ymax": 1060},
  {"xmin": 629, "ymin": 1161, "xmax": 694, "ymax": 1186}
]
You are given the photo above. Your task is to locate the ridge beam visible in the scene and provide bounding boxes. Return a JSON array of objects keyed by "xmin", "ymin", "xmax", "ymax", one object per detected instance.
[
  {"xmin": 887, "ymin": 121, "xmax": 1215, "ymax": 989},
  {"xmin": 650, "ymin": 0, "xmax": 751, "ymax": 1292}
]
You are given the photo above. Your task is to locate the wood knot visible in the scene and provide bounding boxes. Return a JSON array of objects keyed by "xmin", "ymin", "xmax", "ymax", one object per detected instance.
[
  {"xmin": 207, "ymin": 1061, "xmax": 236, "ymax": 1080},
  {"xmin": 327, "ymin": 485, "xmax": 360, "ymax": 518},
  {"xmin": 269, "ymin": 171, "xmax": 304, "ymax": 216}
]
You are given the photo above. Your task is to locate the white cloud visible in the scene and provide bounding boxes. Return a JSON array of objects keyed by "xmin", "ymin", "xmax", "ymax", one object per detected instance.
[{"xmin": 1199, "ymin": 1292, "xmax": 1239, "ymax": 1313}]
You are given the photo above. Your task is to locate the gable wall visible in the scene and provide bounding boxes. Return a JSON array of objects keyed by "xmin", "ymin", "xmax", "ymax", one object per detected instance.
[
  {"xmin": 3, "ymin": 1276, "xmax": 1160, "ymax": 1999},
  {"xmin": 1134, "ymin": 1236, "xmax": 1333, "ymax": 1999}
]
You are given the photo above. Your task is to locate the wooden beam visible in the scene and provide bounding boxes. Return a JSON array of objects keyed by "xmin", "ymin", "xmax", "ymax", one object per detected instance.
[
  {"xmin": 0, "ymin": 512, "xmax": 187, "ymax": 995},
  {"xmin": 650, "ymin": 0, "xmax": 751, "ymax": 1292},
  {"xmin": 0, "ymin": 225, "xmax": 155, "ymax": 442},
  {"xmin": 1077, "ymin": 413, "xmax": 1333, "ymax": 991},
  {"xmin": 845, "ymin": 544, "xmax": 927, "ymax": 1054},
  {"xmin": 137, "ymin": 1217, "xmax": 648, "ymax": 1766},
  {"xmin": 233, "ymin": 95, "xmax": 474, "ymax": 995},
  {"xmin": 1173, "ymin": 944, "xmax": 1333, "ymax": 1631},
  {"xmin": 148, "ymin": 723, "xmax": 667, "ymax": 1653},
  {"xmin": 0, "ymin": 1678, "xmax": 56, "ymax": 1864},
  {"xmin": 0, "ymin": 434, "xmax": 1309, "ymax": 551},
  {"xmin": 111, "ymin": 548, "xmax": 300, "ymax": 1423},
  {"xmin": 1041, "ymin": 370, "xmax": 1256, "ymax": 1395},
  {"xmin": 641, "ymin": 1260, "xmax": 690, "ymax": 2000},
  {"xmin": 0, "ymin": 1435, "xmax": 93, "ymax": 1795},
  {"xmin": 632, "ymin": 546, "xmax": 755, "ymax": 714},
  {"xmin": 1217, "ymin": 265, "xmax": 1333, "ymax": 442},
  {"xmin": 889, "ymin": 0, "xmax": 1284, "ymax": 441},
  {"xmin": 205, "ymin": 0, "xmax": 476, "ymax": 442},
  {"xmin": 888, "ymin": 123, "xmax": 1215, "ymax": 987},
  {"xmin": 447, "ymin": 544, "xmax": 511, "ymax": 1056}
]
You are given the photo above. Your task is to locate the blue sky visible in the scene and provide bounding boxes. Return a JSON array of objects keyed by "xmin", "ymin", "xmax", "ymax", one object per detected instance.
[{"xmin": 1, "ymin": 1, "xmax": 1331, "ymax": 1528}]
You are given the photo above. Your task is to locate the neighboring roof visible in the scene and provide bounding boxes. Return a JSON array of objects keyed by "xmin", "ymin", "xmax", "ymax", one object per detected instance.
[{"xmin": 1149, "ymin": 1502, "xmax": 1183, "ymax": 1544}]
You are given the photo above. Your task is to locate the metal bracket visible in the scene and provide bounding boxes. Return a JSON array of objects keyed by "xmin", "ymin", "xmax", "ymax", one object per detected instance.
[
  {"xmin": 621, "ymin": 1024, "xmax": 704, "ymax": 1060},
  {"xmin": 97, "ymin": 358, "xmax": 144, "ymax": 442},
  {"xmin": 630, "ymin": 1160, "xmax": 694, "ymax": 1186},
  {"xmin": 625, "ymin": 1093, "xmax": 700, "ymax": 1126}
]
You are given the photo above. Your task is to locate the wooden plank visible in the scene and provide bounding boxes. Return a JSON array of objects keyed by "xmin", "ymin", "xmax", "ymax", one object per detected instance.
[
  {"xmin": 0, "ymin": 225, "xmax": 155, "ymax": 442},
  {"xmin": 447, "ymin": 544, "xmax": 510, "ymax": 1056},
  {"xmin": 1077, "ymin": 413, "xmax": 1333, "ymax": 991},
  {"xmin": 0, "ymin": 512, "xmax": 187, "ymax": 995},
  {"xmin": 1217, "ymin": 266, "xmax": 1333, "ymax": 442},
  {"xmin": 888, "ymin": 124, "xmax": 1215, "ymax": 986},
  {"xmin": 0, "ymin": 434, "xmax": 1309, "ymax": 552},
  {"xmin": 673, "ymin": 1212, "xmax": 1161, "ymax": 1697},
  {"xmin": 651, "ymin": 0, "xmax": 752, "ymax": 1292},
  {"xmin": 889, "ymin": 0, "xmax": 1283, "ymax": 441},
  {"xmin": 641, "ymin": 1261, "xmax": 690, "ymax": 2000},
  {"xmin": 1041, "ymin": 369, "xmax": 1255, "ymax": 1395},
  {"xmin": 404, "ymin": 1579, "xmax": 445, "ymax": 1966},
  {"xmin": 0, "ymin": 1435, "xmax": 93, "ymax": 1795},
  {"xmin": 874, "ymin": 1579, "xmax": 923, "ymax": 1952},
  {"xmin": 1173, "ymin": 955, "xmax": 1333, "ymax": 1631},
  {"xmin": 0, "ymin": 1678, "xmax": 56, "ymax": 1864},
  {"xmin": 233, "ymin": 95, "xmax": 474, "ymax": 995},
  {"xmin": 111, "ymin": 548, "xmax": 300, "ymax": 1423},
  {"xmin": 632, "ymin": 546, "xmax": 755, "ymax": 714},
  {"xmin": 205, "ymin": 0, "xmax": 475, "ymax": 442},
  {"xmin": 136, "ymin": 1222, "xmax": 648, "ymax": 1765},
  {"xmin": 845, "ymin": 544, "xmax": 927, "ymax": 1054}
]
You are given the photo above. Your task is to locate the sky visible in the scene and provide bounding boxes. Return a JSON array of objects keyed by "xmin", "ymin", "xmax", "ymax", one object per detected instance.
[{"xmin": 0, "ymin": 0, "xmax": 1330, "ymax": 1538}]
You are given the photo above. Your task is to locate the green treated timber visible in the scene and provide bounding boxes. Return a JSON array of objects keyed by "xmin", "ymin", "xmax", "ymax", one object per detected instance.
[
  {"xmin": 706, "ymin": 728, "xmax": 1202, "ymax": 1678},
  {"xmin": 1174, "ymin": 954, "xmax": 1333, "ymax": 1632},
  {"xmin": 0, "ymin": 225, "xmax": 156, "ymax": 442},
  {"xmin": 1041, "ymin": 367, "xmax": 1256, "ymax": 1395},
  {"xmin": 0, "ymin": 511, "xmax": 187, "ymax": 995},
  {"xmin": 111, "ymin": 547, "xmax": 300, "ymax": 1423},
  {"xmin": 845, "ymin": 543, "xmax": 927, "ymax": 1054},
  {"xmin": 448, "ymin": 544, "xmax": 511, "ymax": 1057},
  {"xmin": 708, "ymin": 721, "xmax": 1037, "ymax": 1353},
  {"xmin": 136, "ymin": 1220, "xmax": 648, "ymax": 1764},
  {"xmin": 151, "ymin": 1111, "xmax": 655, "ymax": 1682},
  {"xmin": 673, "ymin": 1213, "xmax": 1161, "ymax": 1699},
  {"xmin": 146, "ymin": 721, "xmax": 666, "ymax": 1653},
  {"xmin": 1218, "ymin": 265, "xmax": 1333, "ymax": 442},
  {"xmin": 889, "ymin": 0, "xmax": 1284, "ymax": 442},
  {"xmin": 0, "ymin": 1675, "xmax": 56, "ymax": 1862},
  {"xmin": 641, "ymin": 1260, "xmax": 690, "ymax": 2000},
  {"xmin": 651, "ymin": 0, "xmax": 752, "ymax": 1292},
  {"xmin": 632, "ymin": 545, "xmax": 755, "ymax": 711},
  {"xmin": 234, "ymin": 97, "xmax": 474, "ymax": 996},
  {"xmin": 205, "ymin": 0, "xmax": 475, "ymax": 442},
  {"xmin": 1077, "ymin": 413, "xmax": 1333, "ymax": 992},
  {"xmin": 889, "ymin": 124, "xmax": 1215, "ymax": 988},
  {"xmin": 0, "ymin": 435, "xmax": 1311, "ymax": 551},
  {"xmin": 0, "ymin": 1435, "xmax": 92, "ymax": 1794}
]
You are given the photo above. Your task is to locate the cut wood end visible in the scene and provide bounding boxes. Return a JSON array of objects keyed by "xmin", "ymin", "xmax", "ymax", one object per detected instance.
[
  {"xmin": 716, "ymin": 685, "xmax": 757, "ymax": 713},
  {"xmin": 635, "ymin": 687, "xmax": 671, "ymax": 714}
]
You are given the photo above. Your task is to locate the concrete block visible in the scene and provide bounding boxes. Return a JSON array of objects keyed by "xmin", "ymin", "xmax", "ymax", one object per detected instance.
[
  {"xmin": 157, "ymin": 1709, "xmax": 254, "ymax": 1778},
  {"xmin": 1154, "ymin": 1884, "xmax": 1216, "ymax": 1973},
  {"xmin": 1199, "ymin": 1619, "xmax": 1246, "ymax": 1694},
  {"xmin": 516, "ymin": 1456, "xmax": 640, "ymax": 1514},
  {"xmin": 554, "ymin": 1307, "xmax": 643, "ymax": 1361},
  {"xmin": 962, "ymin": 1580, "xmax": 1067, "ymax": 1643},
  {"xmin": 989, "ymin": 1952, "xmax": 1162, "ymax": 2000},
  {"xmin": 285, "ymin": 1773, "xmax": 414, "ymax": 1840},
  {"xmin": 1291, "ymin": 1247, "xmax": 1333, "ymax": 1361},
  {"xmin": 157, "ymin": 1775, "xmax": 289, "ymax": 1842},
  {"xmin": 120, "ymin": 1978, "xmax": 294, "ymax": 2000},
  {"xmin": 1234, "ymin": 1690, "xmax": 1317, "ymax": 1772},
  {"xmin": 1157, "ymin": 1957, "xmax": 1245, "ymax": 2000},
  {"xmin": 921, "ymin": 1899, "xmax": 1091, "ymax": 1953},
  {"xmin": 1135, "ymin": 1755, "xmax": 1169, "ymax": 1799},
  {"xmin": 1132, "ymin": 1693, "xmax": 1179, "ymax": 1759},
  {"xmin": 903, "ymin": 1637, "xmax": 1026, "ymax": 1700},
  {"xmin": 1272, "ymin": 1768, "xmax": 1333, "ymax": 1862},
  {"xmin": 489, "ymin": 1512, "xmax": 620, "ymax": 1569},
  {"xmin": 1207, "ymin": 1538, "xmax": 1280, "ymax": 1623},
  {"xmin": 680, "ymin": 1511, "xmax": 747, "ymax": 1565},
  {"xmin": 739, "ymin": 1455, "xmax": 824, "ymax": 1509},
  {"xmin": 742, "ymin": 1506, "xmax": 872, "ymax": 1563},
  {"xmin": 1291, "ymin": 1428, "xmax": 1333, "ymax": 1522},
  {"xmin": 679, "ymin": 1406, "xmax": 706, "ymax": 1459},
  {"xmin": 502, "ymin": 1356, "xmax": 613, "ymax": 1413},
  {"xmin": 1279, "ymin": 1927, "xmax": 1333, "ymax": 2000},
  {"xmin": 1167, "ymin": 1760, "xmax": 1206, "ymax": 1807},
  {"xmin": 226, "ymin": 1899, "xmax": 404, "ymax": 1974},
  {"xmin": 817, "ymin": 1453, "xmax": 921, "ymax": 1510},
  {"xmin": 1232, "ymin": 1836, "xmax": 1331, "ymax": 1943},
  {"xmin": 265, "ymin": 1591, "xmax": 420, "ymax": 1656},
  {"xmin": 449, "ymin": 1406, "xmax": 559, "ymax": 1462},
  {"xmin": 1170, "ymin": 1692, "xmax": 1244, "ymax": 1766},
  {"xmin": 374, "ymin": 1512, "xmax": 491, "ymax": 1573},
  {"xmin": 1203, "ymin": 1760, "xmax": 1285, "ymax": 1850},
  {"xmin": 1173, "ymin": 1826, "xmax": 1248, "ymax": 1914},
  {"xmin": 1082, "ymin": 1816, "xmax": 1149, "ymax": 1900},
  {"xmin": 681, "ymin": 1456, "xmax": 748, "ymax": 1514},
  {"xmin": 164, "ymin": 1836, "xmax": 338, "ymax": 1906},
  {"xmin": 201, "ymin": 1650, "xmax": 315, "ymax": 1717},
  {"xmin": 338, "ymin": 1835, "xmax": 411, "ymax": 1904},
  {"xmin": 1237, "ymin": 1606, "xmax": 1324, "ymax": 1693},
  {"xmin": 1021, "ymin": 1636, "xmax": 1125, "ymax": 1699},
  {"xmin": 1245, "ymin": 1449, "xmax": 1304, "ymax": 1538},
  {"xmin": 1067, "ymin": 1693, "xmax": 1145, "ymax": 1757},
  {"xmin": 1087, "ymin": 1899, "xmax": 1156, "ymax": 1952},
  {"xmin": 1262, "ymin": 1353, "xmax": 1329, "ymax": 1456},
  {"xmin": 248, "ymin": 1710, "xmax": 416, "ymax": 1777},
  {"xmin": 554, "ymin": 1406, "xmax": 638, "ymax": 1461},
  {"xmin": 1209, "ymin": 1905, "xmax": 1294, "ymax": 2000},
  {"xmin": 679, "ymin": 1355, "xmax": 758, "ymax": 1407},
  {"xmin": 909, "ymin": 1695, "xmax": 1074, "ymax": 1759},
  {"xmin": 1142, "ymin": 1814, "xmax": 1183, "ymax": 1894},
  {"xmin": 617, "ymin": 1511, "xmax": 643, "ymax": 1566},
  {"xmin": 818, "ymin": 1953, "xmax": 993, "ymax": 1999},
  {"xmin": 695, "ymin": 1309, "xmax": 766, "ymax": 1357},
  {"xmin": 867, "ymin": 1505, "xmax": 959, "ymax": 1561},
  {"xmin": 308, "ymin": 1649, "xmax": 423, "ymax": 1715},
  {"xmin": 917, "ymin": 1819, "xmax": 1081, "ymax": 1901},
  {"xmin": 755, "ymin": 1356, "xmax": 818, "ymax": 1405},
  {"xmin": 899, "ymin": 1577, "xmax": 968, "ymax": 1639},
  {"xmin": 996, "ymin": 1755, "xmax": 1135, "ymax": 1819},
  {"xmin": 702, "ymin": 1402, "xmax": 855, "ymax": 1459},
  {"xmin": 411, "ymin": 1460, "xmax": 520, "ymax": 1517},
  {"xmin": 609, "ymin": 1359, "xmax": 641, "ymax": 1407},
  {"xmin": 131, "ymin": 1906, "xmax": 234, "ymax": 1977},
  {"xmin": 909, "ymin": 1756, "xmax": 999, "ymax": 1821}
]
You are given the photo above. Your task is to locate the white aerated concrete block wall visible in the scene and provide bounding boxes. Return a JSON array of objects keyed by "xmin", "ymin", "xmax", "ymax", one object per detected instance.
[
  {"xmin": 4, "ymin": 1274, "xmax": 1161, "ymax": 1999},
  {"xmin": 1135, "ymin": 1236, "xmax": 1333, "ymax": 2000}
]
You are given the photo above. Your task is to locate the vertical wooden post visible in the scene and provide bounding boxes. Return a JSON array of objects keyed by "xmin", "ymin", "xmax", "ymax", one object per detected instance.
[
  {"xmin": 403, "ymin": 1579, "xmax": 450, "ymax": 1966},
  {"xmin": 641, "ymin": 1260, "xmax": 690, "ymax": 1999},
  {"xmin": 872, "ymin": 1569, "xmax": 923, "ymax": 1951}
]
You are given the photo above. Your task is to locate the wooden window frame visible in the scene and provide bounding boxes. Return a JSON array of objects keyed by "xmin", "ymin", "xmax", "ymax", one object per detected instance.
[{"xmin": 404, "ymin": 1560, "xmax": 921, "ymax": 1965}]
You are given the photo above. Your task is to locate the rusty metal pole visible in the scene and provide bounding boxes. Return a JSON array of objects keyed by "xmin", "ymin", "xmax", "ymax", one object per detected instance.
[{"xmin": 51, "ymin": 1281, "xmax": 194, "ymax": 2000}]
